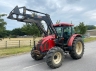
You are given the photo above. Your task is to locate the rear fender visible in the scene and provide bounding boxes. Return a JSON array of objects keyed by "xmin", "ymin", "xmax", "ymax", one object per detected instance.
[{"xmin": 67, "ymin": 34, "xmax": 82, "ymax": 47}]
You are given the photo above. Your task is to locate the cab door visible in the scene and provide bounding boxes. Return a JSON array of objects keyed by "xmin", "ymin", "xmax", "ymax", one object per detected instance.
[{"xmin": 63, "ymin": 26, "xmax": 72, "ymax": 44}]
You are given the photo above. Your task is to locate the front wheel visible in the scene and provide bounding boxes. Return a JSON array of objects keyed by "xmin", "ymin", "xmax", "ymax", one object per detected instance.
[
  {"xmin": 46, "ymin": 47, "xmax": 64, "ymax": 69},
  {"xmin": 31, "ymin": 49, "xmax": 43, "ymax": 60},
  {"xmin": 69, "ymin": 37, "xmax": 84, "ymax": 59}
]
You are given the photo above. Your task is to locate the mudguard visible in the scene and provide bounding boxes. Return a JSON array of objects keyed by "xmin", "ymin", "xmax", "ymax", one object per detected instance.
[{"xmin": 67, "ymin": 34, "xmax": 82, "ymax": 47}]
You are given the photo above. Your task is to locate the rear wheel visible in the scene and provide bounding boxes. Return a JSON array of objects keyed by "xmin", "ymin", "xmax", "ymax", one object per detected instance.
[
  {"xmin": 69, "ymin": 37, "xmax": 84, "ymax": 59},
  {"xmin": 46, "ymin": 47, "xmax": 64, "ymax": 69}
]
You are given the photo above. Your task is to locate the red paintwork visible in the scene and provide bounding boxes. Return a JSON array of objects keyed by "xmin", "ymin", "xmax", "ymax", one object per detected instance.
[
  {"xmin": 36, "ymin": 23, "xmax": 81, "ymax": 52},
  {"xmin": 37, "ymin": 34, "xmax": 81, "ymax": 52},
  {"xmin": 37, "ymin": 35, "xmax": 55, "ymax": 52},
  {"xmin": 53, "ymin": 22, "xmax": 74, "ymax": 27},
  {"xmin": 67, "ymin": 34, "xmax": 81, "ymax": 47}
]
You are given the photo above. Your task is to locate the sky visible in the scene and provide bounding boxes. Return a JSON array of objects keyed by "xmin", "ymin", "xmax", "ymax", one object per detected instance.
[{"xmin": 0, "ymin": 0, "xmax": 96, "ymax": 30}]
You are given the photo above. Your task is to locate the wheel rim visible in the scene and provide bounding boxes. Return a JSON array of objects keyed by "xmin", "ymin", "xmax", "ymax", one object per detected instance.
[
  {"xmin": 53, "ymin": 52, "xmax": 62, "ymax": 64},
  {"xmin": 76, "ymin": 41, "xmax": 83, "ymax": 55}
]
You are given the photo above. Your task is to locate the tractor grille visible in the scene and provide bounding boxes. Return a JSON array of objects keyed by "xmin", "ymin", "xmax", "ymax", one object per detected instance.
[
  {"xmin": 36, "ymin": 43, "xmax": 41, "ymax": 50},
  {"xmin": 42, "ymin": 41, "xmax": 49, "ymax": 51},
  {"xmin": 36, "ymin": 40, "xmax": 49, "ymax": 51},
  {"xmin": 45, "ymin": 42, "xmax": 49, "ymax": 50},
  {"xmin": 36, "ymin": 40, "xmax": 43, "ymax": 50}
]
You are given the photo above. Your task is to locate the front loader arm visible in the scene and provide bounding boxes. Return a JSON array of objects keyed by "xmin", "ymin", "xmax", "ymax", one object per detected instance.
[{"xmin": 7, "ymin": 6, "xmax": 57, "ymax": 36}]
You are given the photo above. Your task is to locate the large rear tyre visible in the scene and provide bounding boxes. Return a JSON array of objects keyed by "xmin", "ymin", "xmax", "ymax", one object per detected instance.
[
  {"xmin": 69, "ymin": 37, "xmax": 84, "ymax": 59},
  {"xmin": 31, "ymin": 49, "xmax": 43, "ymax": 60},
  {"xmin": 46, "ymin": 47, "xmax": 64, "ymax": 69}
]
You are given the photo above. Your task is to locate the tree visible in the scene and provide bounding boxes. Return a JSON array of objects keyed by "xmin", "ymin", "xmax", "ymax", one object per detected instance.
[
  {"xmin": 21, "ymin": 23, "xmax": 40, "ymax": 36},
  {"xmin": 86, "ymin": 25, "xmax": 96, "ymax": 30},
  {"xmin": 78, "ymin": 22, "xmax": 87, "ymax": 35},
  {"xmin": 2, "ymin": 30, "xmax": 11, "ymax": 38},
  {"xmin": 74, "ymin": 22, "xmax": 87, "ymax": 35},
  {"xmin": 0, "ymin": 14, "xmax": 7, "ymax": 37},
  {"xmin": 74, "ymin": 26, "xmax": 79, "ymax": 33},
  {"xmin": 11, "ymin": 28, "xmax": 25, "ymax": 36}
]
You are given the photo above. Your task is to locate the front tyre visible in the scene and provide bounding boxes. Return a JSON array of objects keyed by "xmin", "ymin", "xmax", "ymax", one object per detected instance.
[
  {"xmin": 31, "ymin": 49, "xmax": 43, "ymax": 60},
  {"xmin": 46, "ymin": 47, "xmax": 64, "ymax": 69},
  {"xmin": 69, "ymin": 37, "xmax": 84, "ymax": 59}
]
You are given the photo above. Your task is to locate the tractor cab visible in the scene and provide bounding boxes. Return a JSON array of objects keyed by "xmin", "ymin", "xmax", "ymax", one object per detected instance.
[{"xmin": 53, "ymin": 23, "xmax": 74, "ymax": 44}]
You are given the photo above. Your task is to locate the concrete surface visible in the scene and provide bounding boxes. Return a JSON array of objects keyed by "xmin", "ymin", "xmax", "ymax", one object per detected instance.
[{"xmin": 0, "ymin": 41, "xmax": 96, "ymax": 71}]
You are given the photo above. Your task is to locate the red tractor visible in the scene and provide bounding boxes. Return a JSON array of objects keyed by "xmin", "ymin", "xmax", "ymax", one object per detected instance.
[{"xmin": 8, "ymin": 6, "xmax": 84, "ymax": 69}]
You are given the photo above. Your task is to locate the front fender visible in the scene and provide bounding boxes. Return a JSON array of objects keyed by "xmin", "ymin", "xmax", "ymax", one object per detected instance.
[{"xmin": 67, "ymin": 34, "xmax": 82, "ymax": 47}]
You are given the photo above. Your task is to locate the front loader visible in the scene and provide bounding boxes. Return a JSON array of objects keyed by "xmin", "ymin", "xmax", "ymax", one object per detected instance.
[{"xmin": 7, "ymin": 6, "xmax": 84, "ymax": 69}]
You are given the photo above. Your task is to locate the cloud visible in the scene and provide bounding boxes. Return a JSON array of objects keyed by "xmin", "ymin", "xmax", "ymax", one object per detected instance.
[
  {"xmin": 0, "ymin": 0, "xmax": 96, "ymax": 30},
  {"xmin": 83, "ymin": 10, "xmax": 96, "ymax": 20},
  {"xmin": 0, "ymin": 0, "xmax": 28, "ymax": 30},
  {"xmin": 62, "ymin": 5, "xmax": 83, "ymax": 12},
  {"xmin": 0, "ymin": 0, "xmax": 27, "ymax": 8},
  {"xmin": 66, "ymin": 0, "xmax": 81, "ymax": 4}
]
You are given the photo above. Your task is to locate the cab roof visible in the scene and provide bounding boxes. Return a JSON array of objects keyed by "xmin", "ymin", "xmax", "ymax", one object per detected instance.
[{"xmin": 53, "ymin": 22, "xmax": 74, "ymax": 27}]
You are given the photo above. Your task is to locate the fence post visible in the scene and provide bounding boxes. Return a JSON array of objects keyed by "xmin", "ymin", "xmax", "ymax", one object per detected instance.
[
  {"xmin": 19, "ymin": 40, "xmax": 20, "ymax": 47},
  {"xmin": 30, "ymin": 40, "xmax": 31, "ymax": 47},
  {"xmin": 5, "ymin": 41, "xmax": 7, "ymax": 48}
]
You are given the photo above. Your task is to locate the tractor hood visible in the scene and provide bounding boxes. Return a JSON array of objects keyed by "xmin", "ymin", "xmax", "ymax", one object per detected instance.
[
  {"xmin": 36, "ymin": 35, "xmax": 55, "ymax": 52},
  {"xmin": 42, "ymin": 35, "xmax": 55, "ymax": 41}
]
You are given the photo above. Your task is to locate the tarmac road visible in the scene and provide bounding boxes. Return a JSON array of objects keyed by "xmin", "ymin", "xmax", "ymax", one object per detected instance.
[{"xmin": 0, "ymin": 41, "xmax": 96, "ymax": 71}]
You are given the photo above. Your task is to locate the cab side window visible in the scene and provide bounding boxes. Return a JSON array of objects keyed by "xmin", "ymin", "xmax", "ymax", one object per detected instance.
[
  {"xmin": 64, "ymin": 26, "xmax": 72, "ymax": 36},
  {"xmin": 68, "ymin": 26, "xmax": 72, "ymax": 36}
]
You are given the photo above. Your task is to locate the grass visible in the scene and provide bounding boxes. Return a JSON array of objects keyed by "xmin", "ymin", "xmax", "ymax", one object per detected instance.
[
  {"xmin": 84, "ymin": 37, "xmax": 96, "ymax": 42},
  {"xmin": 0, "ymin": 46, "xmax": 32, "ymax": 57},
  {"xmin": 0, "ymin": 37, "xmax": 96, "ymax": 57}
]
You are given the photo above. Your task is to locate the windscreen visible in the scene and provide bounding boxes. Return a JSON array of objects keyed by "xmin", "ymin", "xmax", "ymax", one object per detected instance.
[
  {"xmin": 54, "ymin": 26, "xmax": 63, "ymax": 37},
  {"xmin": 54, "ymin": 26, "xmax": 72, "ymax": 37}
]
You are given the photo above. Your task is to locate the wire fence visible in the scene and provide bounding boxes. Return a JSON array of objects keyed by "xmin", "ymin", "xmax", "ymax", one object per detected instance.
[{"xmin": 0, "ymin": 38, "xmax": 41, "ymax": 49}]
